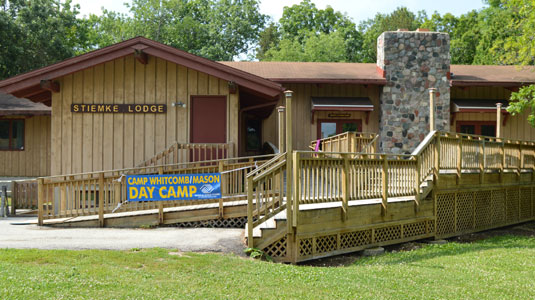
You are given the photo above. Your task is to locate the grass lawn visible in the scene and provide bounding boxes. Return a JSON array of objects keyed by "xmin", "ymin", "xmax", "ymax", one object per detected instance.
[{"xmin": 1, "ymin": 235, "xmax": 534, "ymax": 299}]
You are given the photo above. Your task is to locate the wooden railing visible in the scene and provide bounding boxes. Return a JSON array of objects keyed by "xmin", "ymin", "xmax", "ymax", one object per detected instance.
[
  {"xmin": 137, "ymin": 142, "xmax": 234, "ymax": 167},
  {"xmin": 38, "ymin": 154, "xmax": 274, "ymax": 225},
  {"xmin": 247, "ymin": 130, "xmax": 535, "ymax": 249},
  {"xmin": 247, "ymin": 153, "xmax": 287, "ymax": 247},
  {"xmin": 11, "ymin": 179, "xmax": 38, "ymax": 211},
  {"xmin": 309, "ymin": 132, "xmax": 377, "ymax": 154}
]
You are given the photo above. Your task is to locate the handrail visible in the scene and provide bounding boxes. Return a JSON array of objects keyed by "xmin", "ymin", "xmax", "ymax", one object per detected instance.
[
  {"xmin": 359, "ymin": 134, "xmax": 380, "ymax": 154},
  {"xmin": 310, "ymin": 132, "xmax": 378, "ymax": 154},
  {"xmin": 137, "ymin": 142, "xmax": 234, "ymax": 168}
]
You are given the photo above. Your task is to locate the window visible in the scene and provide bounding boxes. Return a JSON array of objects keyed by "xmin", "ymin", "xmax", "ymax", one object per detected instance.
[
  {"xmin": 0, "ymin": 119, "xmax": 24, "ymax": 150},
  {"xmin": 456, "ymin": 121, "xmax": 496, "ymax": 137},
  {"xmin": 317, "ymin": 119, "xmax": 362, "ymax": 139},
  {"xmin": 245, "ymin": 118, "xmax": 261, "ymax": 151}
]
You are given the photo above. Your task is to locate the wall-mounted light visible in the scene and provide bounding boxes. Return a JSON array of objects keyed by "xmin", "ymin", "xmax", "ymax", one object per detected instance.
[
  {"xmin": 228, "ymin": 81, "xmax": 237, "ymax": 94},
  {"xmin": 171, "ymin": 101, "xmax": 186, "ymax": 108}
]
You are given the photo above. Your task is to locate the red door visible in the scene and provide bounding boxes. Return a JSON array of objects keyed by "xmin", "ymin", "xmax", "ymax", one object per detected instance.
[{"xmin": 190, "ymin": 96, "xmax": 227, "ymax": 161}]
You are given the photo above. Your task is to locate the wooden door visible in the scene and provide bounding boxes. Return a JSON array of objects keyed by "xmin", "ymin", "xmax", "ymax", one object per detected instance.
[{"xmin": 190, "ymin": 96, "xmax": 227, "ymax": 161}]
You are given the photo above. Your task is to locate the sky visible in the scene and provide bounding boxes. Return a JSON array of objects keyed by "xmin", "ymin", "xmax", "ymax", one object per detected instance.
[{"xmin": 72, "ymin": 0, "xmax": 487, "ymax": 22}]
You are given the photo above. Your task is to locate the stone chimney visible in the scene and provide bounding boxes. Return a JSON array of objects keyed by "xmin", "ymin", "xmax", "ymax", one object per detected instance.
[{"xmin": 377, "ymin": 30, "xmax": 450, "ymax": 154}]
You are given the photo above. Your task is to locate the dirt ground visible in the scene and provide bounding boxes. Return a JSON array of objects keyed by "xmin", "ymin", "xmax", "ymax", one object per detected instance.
[{"xmin": 301, "ymin": 221, "xmax": 535, "ymax": 267}]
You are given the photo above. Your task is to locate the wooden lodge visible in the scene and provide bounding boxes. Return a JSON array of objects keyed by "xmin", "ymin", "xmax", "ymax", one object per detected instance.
[{"xmin": 1, "ymin": 30, "xmax": 535, "ymax": 263}]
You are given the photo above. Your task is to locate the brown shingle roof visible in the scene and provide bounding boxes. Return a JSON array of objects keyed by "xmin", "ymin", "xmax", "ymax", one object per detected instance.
[
  {"xmin": 219, "ymin": 62, "xmax": 386, "ymax": 84},
  {"xmin": 0, "ymin": 92, "xmax": 50, "ymax": 116},
  {"xmin": 220, "ymin": 61, "xmax": 535, "ymax": 86}
]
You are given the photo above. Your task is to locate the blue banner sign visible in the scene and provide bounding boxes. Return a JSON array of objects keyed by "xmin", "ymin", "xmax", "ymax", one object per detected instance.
[{"xmin": 126, "ymin": 173, "xmax": 221, "ymax": 201}]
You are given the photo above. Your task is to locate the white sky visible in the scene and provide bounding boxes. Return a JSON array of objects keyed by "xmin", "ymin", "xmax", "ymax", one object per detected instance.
[{"xmin": 72, "ymin": 0, "xmax": 486, "ymax": 22}]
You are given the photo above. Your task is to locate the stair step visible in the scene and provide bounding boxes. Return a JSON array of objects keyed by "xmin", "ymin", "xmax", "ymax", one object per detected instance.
[{"xmin": 245, "ymin": 210, "xmax": 287, "ymax": 239}]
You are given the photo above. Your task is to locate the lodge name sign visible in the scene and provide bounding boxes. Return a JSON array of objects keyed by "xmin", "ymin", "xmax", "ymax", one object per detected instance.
[{"xmin": 71, "ymin": 104, "xmax": 167, "ymax": 113}]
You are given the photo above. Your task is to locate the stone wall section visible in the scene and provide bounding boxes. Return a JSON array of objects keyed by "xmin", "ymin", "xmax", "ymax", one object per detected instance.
[{"xmin": 377, "ymin": 31, "xmax": 450, "ymax": 154}]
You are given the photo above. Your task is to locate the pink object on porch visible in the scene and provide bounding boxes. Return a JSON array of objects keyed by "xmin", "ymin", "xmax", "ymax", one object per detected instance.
[{"xmin": 315, "ymin": 139, "xmax": 321, "ymax": 152}]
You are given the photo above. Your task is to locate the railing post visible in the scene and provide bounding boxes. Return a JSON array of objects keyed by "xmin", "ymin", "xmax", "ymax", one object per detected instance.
[
  {"xmin": 292, "ymin": 152, "xmax": 300, "ymax": 227},
  {"xmin": 457, "ymin": 134, "xmax": 462, "ymax": 185},
  {"xmin": 158, "ymin": 167, "xmax": 164, "ymax": 224},
  {"xmin": 414, "ymin": 155, "xmax": 421, "ymax": 210},
  {"xmin": 37, "ymin": 178, "xmax": 44, "ymax": 226},
  {"xmin": 381, "ymin": 155, "xmax": 388, "ymax": 215},
  {"xmin": 500, "ymin": 140, "xmax": 505, "ymax": 184},
  {"xmin": 218, "ymin": 161, "xmax": 225, "ymax": 218},
  {"xmin": 277, "ymin": 106, "xmax": 285, "ymax": 153},
  {"xmin": 247, "ymin": 176, "xmax": 254, "ymax": 248},
  {"xmin": 434, "ymin": 133, "xmax": 440, "ymax": 186},
  {"xmin": 98, "ymin": 173, "xmax": 105, "ymax": 228},
  {"xmin": 11, "ymin": 182, "xmax": 16, "ymax": 216},
  {"xmin": 479, "ymin": 137, "xmax": 485, "ymax": 184},
  {"xmin": 342, "ymin": 154, "xmax": 349, "ymax": 220}
]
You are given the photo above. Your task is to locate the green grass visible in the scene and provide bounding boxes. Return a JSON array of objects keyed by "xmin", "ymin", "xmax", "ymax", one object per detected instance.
[{"xmin": 1, "ymin": 235, "xmax": 535, "ymax": 299}]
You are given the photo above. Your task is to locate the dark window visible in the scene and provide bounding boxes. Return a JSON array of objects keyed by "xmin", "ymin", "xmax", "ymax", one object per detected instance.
[
  {"xmin": 459, "ymin": 125, "xmax": 476, "ymax": 135},
  {"xmin": 246, "ymin": 118, "xmax": 261, "ymax": 151},
  {"xmin": 0, "ymin": 119, "xmax": 24, "ymax": 150},
  {"xmin": 456, "ymin": 121, "xmax": 496, "ymax": 137}
]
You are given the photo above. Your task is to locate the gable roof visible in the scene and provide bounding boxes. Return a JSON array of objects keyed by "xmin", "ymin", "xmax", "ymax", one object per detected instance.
[
  {"xmin": 221, "ymin": 61, "xmax": 535, "ymax": 87},
  {"xmin": 0, "ymin": 37, "xmax": 284, "ymax": 105},
  {"xmin": 0, "ymin": 92, "xmax": 50, "ymax": 116}
]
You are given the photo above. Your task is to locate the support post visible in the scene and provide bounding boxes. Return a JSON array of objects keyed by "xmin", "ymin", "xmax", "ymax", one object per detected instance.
[
  {"xmin": 414, "ymin": 155, "xmax": 421, "ymax": 211},
  {"xmin": 500, "ymin": 140, "xmax": 505, "ymax": 184},
  {"xmin": 38, "ymin": 178, "xmax": 44, "ymax": 226},
  {"xmin": 496, "ymin": 103, "xmax": 503, "ymax": 138},
  {"xmin": 0, "ymin": 185, "xmax": 6, "ymax": 218},
  {"xmin": 98, "ymin": 173, "xmax": 105, "ymax": 227},
  {"xmin": 457, "ymin": 134, "xmax": 462, "ymax": 185},
  {"xmin": 277, "ymin": 106, "xmax": 286, "ymax": 153},
  {"xmin": 293, "ymin": 152, "xmax": 300, "ymax": 226},
  {"xmin": 10, "ymin": 183, "xmax": 16, "ymax": 216},
  {"xmin": 247, "ymin": 176, "xmax": 254, "ymax": 248},
  {"xmin": 342, "ymin": 154, "xmax": 349, "ymax": 220},
  {"xmin": 479, "ymin": 137, "xmax": 485, "ymax": 184},
  {"xmin": 429, "ymin": 88, "xmax": 437, "ymax": 132},
  {"xmin": 218, "ymin": 161, "xmax": 225, "ymax": 218},
  {"xmin": 158, "ymin": 167, "xmax": 164, "ymax": 224},
  {"xmin": 434, "ymin": 133, "xmax": 440, "ymax": 186},
  {"xmin": 285, "ymin": 90, "xmax": 295, "ymax": 263},
  {"xmin": 381, "ymin": 155, "xmax": 388, "ymax": 215}
]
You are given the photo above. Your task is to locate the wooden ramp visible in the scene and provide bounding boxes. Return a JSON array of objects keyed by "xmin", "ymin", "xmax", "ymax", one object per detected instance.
[{"xmin": 43, "ymin": 200, "xmax": 249, "ymax": 228}]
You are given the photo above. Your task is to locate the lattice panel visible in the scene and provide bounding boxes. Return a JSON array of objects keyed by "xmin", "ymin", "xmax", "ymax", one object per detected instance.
[
  {"xmin": 403, "ymin": 221, "xmax": 427, "ymax": 238},
  {"xmin": 474, "ymin": 190, "xmax": 492, "ymax": 229},
  {"xmin": 299, "ymin": 238, "xmax": 313, "ymax": 257},
  {"xmin": 375, "ymin": 225, "xmax": 401, "ymax": 243},
  {"xmin": 520, "ymin": 188, "xmax": 532, "ymax": 220},
  {"xmin": 427, "ymin": 219, "xmax": 435, "ymax": 233},
  {"xmin": 436, "ymin": 193, "xmax": 455, "ymax": 235},
  {"xmin": 315, "ymin": 235, "xmax": 337, "ymax": 254},
  {"xmin": 340, "ymin": 230, "xmax": 371, "ymax": 249},
  {"xmin": 506, "ymin": 188, "xmax": 519, "ymax": 223},
  {"xmin": 491, "ymin": 189, "xmax": 506, "ymax": 225},
  {"xmin": 457, "ymin": 191, "xmax": 474, "ymax": 232},
  {"xmin": 171, "ymin": 217, "xmax": 247, "ymax": 228},
  {"xmin": 263, "ymin": 236, "xmax": 287, "ymax": 258}
]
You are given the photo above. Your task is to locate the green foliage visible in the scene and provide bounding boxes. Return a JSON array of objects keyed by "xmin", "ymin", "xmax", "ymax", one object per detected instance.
[
  {"xmin": 1, "ymin": 236, "xmax": 535, "ymax": 299},
  {"xmin": 244, "ymin": 247, "xmax": 272, "ymax": 261},
  {"xmin": 0, "ymin": 0, "xmax": 86, "ymax": 80},
  {"xmin": 87, "ymin": 0, "xmax": 267, "ymax": 61},
  {"xmin": 358, "ymin": 7, "xmax": 425, "ymax": 63},
  {"xmin": 258, "ymin": 0, "xmax": 361, "ymax": 62}
]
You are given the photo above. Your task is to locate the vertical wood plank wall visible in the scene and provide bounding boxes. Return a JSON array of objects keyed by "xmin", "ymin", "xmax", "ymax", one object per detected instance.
[
  {"xmin": 0, "ymin": 115, "xmax": 51, "ymax": 177},
  {"xmin": 262, "ymin": 83, "xmax": 380, "ymax": 150},
  {"xmin": 51, "ymin": 54, "xmax": 238, "ymax": 175},
  {"xmin": 450, "ymin": 87, "xmax": 535, "ymax": 141}
]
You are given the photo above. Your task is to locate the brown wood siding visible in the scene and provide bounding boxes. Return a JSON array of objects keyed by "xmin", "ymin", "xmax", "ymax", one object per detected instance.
[
  {"xmin": 451, "ymin": 86, "xmax": 535, "ymax": 141},
  {"xmin": 0, "ymin": 115, "xmax": 51, "ymax": 177},
  {"xmin": 50, "ymin": 54, "xmax": 238, "ymax": 175},
  {"xmin": 262, "ymin": 83, "xmax": 380, "ymax": 151}
]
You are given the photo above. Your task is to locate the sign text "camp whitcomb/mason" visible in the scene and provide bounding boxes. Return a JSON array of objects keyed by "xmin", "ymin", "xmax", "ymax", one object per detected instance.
[{"xmin": 71, "ymin": 104, "xmax": 167, "ymax": 113}]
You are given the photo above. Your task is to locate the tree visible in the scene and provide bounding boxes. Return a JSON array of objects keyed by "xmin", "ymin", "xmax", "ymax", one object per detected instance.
[
  {"xmin": 258, "ymin": 0, "xmax": 362, "ymax": 62},
  {"xmin": 358, "ymin": 7, "xmax": 425, "ymax": 63},
  {"xmin": 497, "ymin": 0, "xmax": 535, "ymax": 125},
  {"xmin": 87, "ymin": 0, "xmax": 267, "ymax": 61},
  {"xmin": 0, "ymin": 0, "xmax": 86, "ymax": 80}
]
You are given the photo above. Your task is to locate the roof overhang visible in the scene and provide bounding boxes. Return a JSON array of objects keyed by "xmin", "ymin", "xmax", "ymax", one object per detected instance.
[
  {"xmin": 0, "ymin": 37, "xmax": 284, "ymax": 104},
  {"xmin": 0, "ymin": 92, "xmax": 51, "ymax": 116},
  {"xmin": 311, "ymin": 97, "xmax": 374, "ymax": 112},
  {"xmin": 271, "ymin": 78, "xmax": 387, "ymax": 85},
  {"xmin": 451, "ymin": 80, "xmax": 531, "ymax": 87},
  {"xmin": 451, "ymin": 99, "xmax": 508, "ymax": 113}
]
